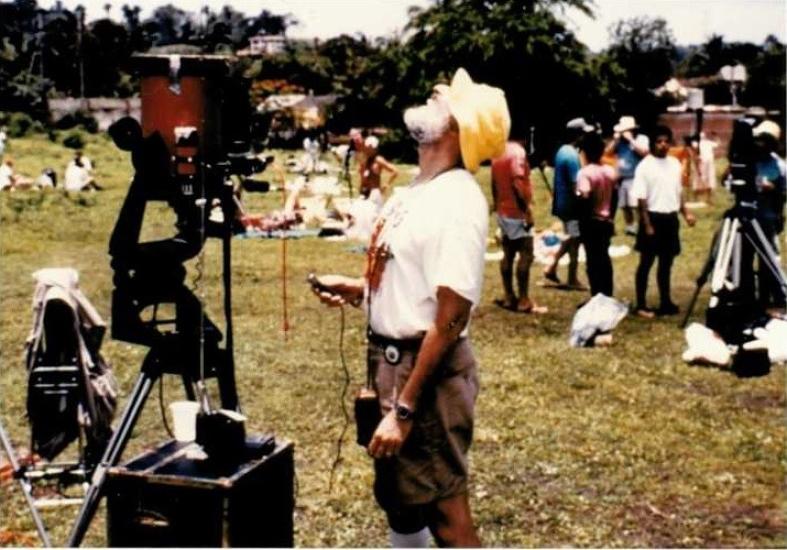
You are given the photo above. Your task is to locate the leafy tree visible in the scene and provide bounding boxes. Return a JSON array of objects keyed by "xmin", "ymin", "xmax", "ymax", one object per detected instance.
[
  {"xmin": 84, "ymin": 18, "xmax": 131, "ymax": 96},
  {"xmin": 743, "ymin": 35, "xmax": 786, "ymax": 111},
  {"xmin": 356, "ymin": 0, "xmax": 603, "ymax": 160},
  {"xmin": 142, "ymin": 4, "xmax": 196, "ymax": 46},
  {"xmin": 599, "ymin": 16, "xmax": 677, "ymax": 128}
]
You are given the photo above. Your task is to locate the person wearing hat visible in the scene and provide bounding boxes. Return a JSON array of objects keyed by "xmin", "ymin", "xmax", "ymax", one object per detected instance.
[
  {"xmin": 543, "ymin": 117, "xmax": 593, "ymax": 289},
  {"xmin": 309, "ymin": 68, "xmax": 507, "ymax": 547},
  {"xmin": 753, "ymin": 120, "xmax": 786, "ymax": 312},
  {"xmin": 607, "ymin": 115, "xmax": 650, "ymax": 236},
  {"xmin": 360, "ymin": 135, "xmax": 399, "ymax": 208}
]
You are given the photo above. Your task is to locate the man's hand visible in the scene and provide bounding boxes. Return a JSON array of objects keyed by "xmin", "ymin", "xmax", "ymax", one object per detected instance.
[
  {"xmin": 309, "ymin": 274, "xmax": 364, "ymax": 307},
  {"xmin": 368, "ymin": 411, "xmax": 413, "ymax": 459},
  {"xmin": 684, "ymin": 211, "xmax": 697, "ymax": 227},
  {"xmin": 644, "ymin": 223, "xmax": 655, "ymax": 236}
]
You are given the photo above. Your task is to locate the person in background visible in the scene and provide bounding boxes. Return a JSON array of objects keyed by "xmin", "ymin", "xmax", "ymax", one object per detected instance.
[
  {"xmin": 543, "ymin": 117, "xmax": 594, "ymax": 289},
  {"xmin": 0, "ymin": 126, "xmax": 7, "ymax": 157},
  {"xmin": 491, "ymin": 136, "xmax": 547, "ymax": 313},
  {"xmin": 0, "ymin": 157, "xmax": 34, "ymax": 191},
  {"xmin": 631, "ymin": 125, "xmax": 696, "ymax": 318},
  {"xmin": 670, "ymin": 135, "xmax": 697, "ymax": 191},
  {"xmin": 607, "ymin": 115, "xmax": 649, "ymax": 236},
  {"xmin": 302, "ymin": 130, "xmax": 322, "ymax": 174},
  {"xmin": 360, "ymin": 135, "xmax": 399, "ymax": 208},
  {"xmin": 753, "ymin": 120, "xmax": 786, "ymax": 313},
  {"xmin": 577, "ymin": 132, "xmax": 617, "ymax": 297},
  {"xmin": 35, "ymin": 168, "xmax": 57, "ymax": 189},
  {"xmin": 696, "ymin": 131, "xmax": 718, "ymax": 205},
  {"xmin": 64, "ymin": 149, "xmax": 102, "ymax": 191}
]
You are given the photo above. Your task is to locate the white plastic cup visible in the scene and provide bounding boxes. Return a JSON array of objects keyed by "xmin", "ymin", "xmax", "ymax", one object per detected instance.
[{"xmin": 169, "ymin": 400, "xmax": 200, "ymax": 442}]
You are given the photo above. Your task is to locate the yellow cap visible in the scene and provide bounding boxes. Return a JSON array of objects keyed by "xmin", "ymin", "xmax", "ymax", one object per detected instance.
[{"xmin": 435, "ymin": 68, "xmax": 510, "ymax": 173}]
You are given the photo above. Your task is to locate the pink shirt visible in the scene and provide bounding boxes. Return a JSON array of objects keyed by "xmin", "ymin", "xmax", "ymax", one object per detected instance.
[
  {"xmin": 577, "ymin": 163, "xmax": 617, "ymax": 221},
  {"xmin": 491, "ymin": 142, "xmax": 532, "ymax": 219}
]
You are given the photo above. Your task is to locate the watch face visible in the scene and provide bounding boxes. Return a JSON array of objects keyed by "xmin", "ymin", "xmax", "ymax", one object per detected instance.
[{"xmin": 395, "ymin": 404, "xmax": 412, "ymax": 421}]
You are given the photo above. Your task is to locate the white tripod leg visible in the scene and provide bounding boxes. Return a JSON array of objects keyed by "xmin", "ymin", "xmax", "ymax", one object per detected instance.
[{"xmin": 711, "ymin": 218, "xmax": 738, "ymax": 292}]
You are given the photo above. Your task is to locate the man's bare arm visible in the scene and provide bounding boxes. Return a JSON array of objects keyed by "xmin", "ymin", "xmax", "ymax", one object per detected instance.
[
  {"xmin": 638, "ymin": 198, "xmax": 653, "ymax": 235},
  {"xmin": 398, "ymin": 286, "xmax": 471, "ymax": 409}
]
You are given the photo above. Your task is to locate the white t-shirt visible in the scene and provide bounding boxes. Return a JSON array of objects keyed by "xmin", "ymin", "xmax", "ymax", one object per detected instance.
[
  {"xmin": 0, "ymin": 163, "xmax": 12, "ymax": 190},
  {"xmin": 631, "ymin": 155, "xmax": 683, "ymax": 214},
  {"xmin": 65, "ymin": 162, "xmax": 88, "ymax": 190},
  {"xmin": 699, "ymin": 138, "xmax": 717, "ymax": 162},
  {"xmin": 368, "ymin": 168, "xmax": 488, "ymax": 339}
]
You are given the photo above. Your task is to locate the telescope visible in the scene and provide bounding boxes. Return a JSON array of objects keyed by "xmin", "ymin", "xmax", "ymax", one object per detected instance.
[{"xmin": 68, "ymin": 54, "xmax": 293, "ymax": 547}]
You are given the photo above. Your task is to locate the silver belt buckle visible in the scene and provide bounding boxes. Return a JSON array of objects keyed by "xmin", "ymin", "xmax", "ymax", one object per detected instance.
[{"xmin": 384, "ymin": 344, "xmax": 401, "ymax": 365}]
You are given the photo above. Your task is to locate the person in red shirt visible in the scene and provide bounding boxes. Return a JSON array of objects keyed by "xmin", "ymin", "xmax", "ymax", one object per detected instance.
[{"xmin": 491, "ymin": 138, "xmax": 547, "ymax": 313}]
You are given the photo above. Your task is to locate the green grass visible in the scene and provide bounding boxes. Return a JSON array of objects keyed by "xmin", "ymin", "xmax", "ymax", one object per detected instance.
[{"xmin": 1, "ymin": 134, "xmax": 784, "ymax": 547}]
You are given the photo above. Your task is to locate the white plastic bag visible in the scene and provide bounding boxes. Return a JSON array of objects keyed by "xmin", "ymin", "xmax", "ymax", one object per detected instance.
[
  {"xmin": 682, "ymin": 322, "xmax": 732, "ymax": 366},
  {"xmin": 569, "ymin": 294, "xmax": 628, "ymax": 347}
]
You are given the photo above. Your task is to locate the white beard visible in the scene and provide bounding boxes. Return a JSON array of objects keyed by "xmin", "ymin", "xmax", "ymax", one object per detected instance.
[{"xmin": 403, "ymin": 100, "xmax": 452, "ymax": 144}]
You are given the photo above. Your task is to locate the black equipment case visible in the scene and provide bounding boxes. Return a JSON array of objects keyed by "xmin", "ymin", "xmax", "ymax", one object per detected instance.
[{"xmin": 106, "ymin": 436, "xmax": 294, "ymax": 547}]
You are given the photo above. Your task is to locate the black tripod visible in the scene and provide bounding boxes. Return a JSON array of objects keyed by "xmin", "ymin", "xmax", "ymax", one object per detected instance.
[
  {"xmin": 67, "ymin": 120, "xmax": 242, "ymax": 546},
  {"xmin": 681, "ymin": 200, "xmax": 787, "ymax": 329}
]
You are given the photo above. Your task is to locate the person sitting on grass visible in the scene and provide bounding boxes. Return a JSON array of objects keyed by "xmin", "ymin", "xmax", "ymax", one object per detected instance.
[
  {"xmin": 491, "ymin": 136, "xmax": 547, "ymax": 313},
  {"xmin": 576, "ymin": 132, "xmax": 617, "ymax": 297},
  {"xmin": 0, "ymin": 157, "xmax": 35, "ymax": 191},
  {"xmin": 632, "ymin": 125, "xmax": 696, "ymax": 318},
  {"xmin": 64, "ymin": 150, "xmax": 102, "ymax": 191}
]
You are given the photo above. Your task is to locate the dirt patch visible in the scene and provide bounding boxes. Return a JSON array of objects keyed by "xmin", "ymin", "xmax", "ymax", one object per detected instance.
[
  {"xmin": 736, "ymin": 390, "xmax": 786, "ymax": 411},
  {"xmin": 618, "ymin": 495, "xmax": 785, "ymax": 547},
  {"xmin": 0, "ymin": 529, "xmax": 38, "ymax": 547}
]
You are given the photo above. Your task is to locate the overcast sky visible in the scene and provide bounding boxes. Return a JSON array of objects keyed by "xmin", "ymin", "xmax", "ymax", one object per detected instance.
[{"xmin": 39, "ymin": 0, "xmax": 787, "ymax": 51}]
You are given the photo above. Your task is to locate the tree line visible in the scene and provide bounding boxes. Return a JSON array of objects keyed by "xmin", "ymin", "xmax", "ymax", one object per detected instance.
[{"xmin": 0, "ymin": 0, "xmax": 784, "ymax": 159}]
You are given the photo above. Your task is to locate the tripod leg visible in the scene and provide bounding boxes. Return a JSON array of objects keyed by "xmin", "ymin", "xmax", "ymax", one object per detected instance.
[
  {"xmin": 682, "ymin": 223, "xmax": 725, "ymax": 328},
  {"xmin": 711, "ymin": 218, "xmax": 738, "ymax": 292},
  {"xmin": 0, "ymin": 421, "xmax": 52, "ymax": 547},
  {"xmin": 67, "ymin": 369, "xmax": 157, "ymax": 547},
  {"xmin": 744, "ymin": 218, "xmax": 787, "ymax": 301}
]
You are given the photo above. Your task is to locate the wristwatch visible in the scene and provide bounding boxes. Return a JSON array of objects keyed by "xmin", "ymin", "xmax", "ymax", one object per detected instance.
[{"xmin": 394, "ymin": 402, "xmax": 414, "ymax": 422}]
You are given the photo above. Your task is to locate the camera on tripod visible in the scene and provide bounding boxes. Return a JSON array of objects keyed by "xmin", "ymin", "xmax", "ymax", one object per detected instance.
[
  {"xmin": 683, "ymin": 115, "xmax": 787, "ymax": 353},
  {"xmin": 66, "ymin": 54, "xmax": 295, "ymax": 547},
  {"xmin": 724, "ymin": 117, "xmax": 760, "ymax": 208}
]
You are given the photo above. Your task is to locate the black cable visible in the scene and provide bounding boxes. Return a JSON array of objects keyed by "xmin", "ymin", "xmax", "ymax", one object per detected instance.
[
  {"xmin": 328, "ymin": 305, "xmax": 351, "ymax": 492},
  {"xmin": 158, "ymin": 376, "xmax": 174, "ymax": 439}
]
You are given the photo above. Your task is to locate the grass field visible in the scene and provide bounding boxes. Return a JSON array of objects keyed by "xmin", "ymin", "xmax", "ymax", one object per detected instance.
[{"xmin": 0, "ymin": 133, "xmax": 784, "ymax": 547}]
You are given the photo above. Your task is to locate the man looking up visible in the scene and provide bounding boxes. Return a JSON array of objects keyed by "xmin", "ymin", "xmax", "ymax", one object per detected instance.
[
  {"xmin": 310, "ymin": 68, "xmax": 509, "ymax": 547},
  {"xmin": 491, "ymin": 135, "xmax": 547, "ymax": 313},
  {"xmin": 632, "ymin": 125, "xmax": 696, "ymax": 318},
  {"xmin": 544, "ymin": 117, "xmax": 593, "ymax": 289}
]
